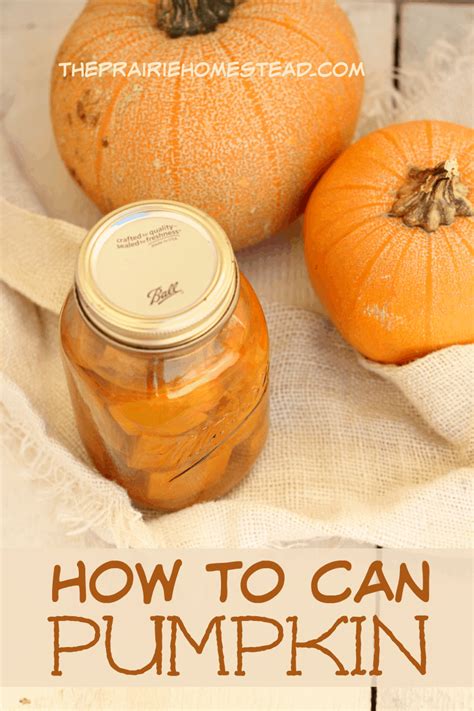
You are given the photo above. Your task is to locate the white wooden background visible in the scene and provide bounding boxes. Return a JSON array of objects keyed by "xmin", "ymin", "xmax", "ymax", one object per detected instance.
[{"xmin": 1, "ymin": 0, "xmax": 473, "ymax": 709}]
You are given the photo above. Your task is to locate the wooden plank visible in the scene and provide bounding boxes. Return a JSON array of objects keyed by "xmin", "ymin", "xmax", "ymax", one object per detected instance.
[
  {"xmin": 339, "ymin": 0, "xmax": 396, "ymax": 90},
  {"xmin": 400, "ymin": 1, "xmax": 474, "ymax": 66},
  {"xmin": 1, "ymin": 687, "xmax": 371, "ymax": 710},
  {"xmin": 377, "ymin": 687, "xmax": 474, "ymax": 711},
  {"xmin": 0, "ymin": 0, "xmax": 83, "ymax": 31}
]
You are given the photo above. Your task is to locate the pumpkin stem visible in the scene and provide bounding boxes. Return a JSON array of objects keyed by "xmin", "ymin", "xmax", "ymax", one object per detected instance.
[
  {"xmin": 389, "ymin": 158, "xmax": 474, "ymax": 232},
  {"xmin": 157, "ymin": 0, "xmax": 242, "ymax": 37}
]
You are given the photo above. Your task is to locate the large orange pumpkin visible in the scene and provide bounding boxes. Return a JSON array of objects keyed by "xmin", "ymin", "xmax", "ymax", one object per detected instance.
[
  {"xmin": 51, "ymin": 0, "xmax": 363, "ymax": 250},
  {"xmin": 304, "ymin": 120, "xmax": 474, "ymax": 364}
]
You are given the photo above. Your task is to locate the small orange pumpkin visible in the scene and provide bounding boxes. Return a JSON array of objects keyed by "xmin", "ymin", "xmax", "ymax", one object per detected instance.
[
  {"xmin": 51, "ymin": 0, "xmax": 363, "ymax": 250},
  {"xmin": 304, "ymin": 120, "xmax": 474, "ymax": 364}
]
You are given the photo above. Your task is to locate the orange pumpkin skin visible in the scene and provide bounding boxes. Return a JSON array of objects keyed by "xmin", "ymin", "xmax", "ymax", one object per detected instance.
[
  {"xmin": 51, "ymin": 0, "xmax": 363, "ymax": 250},
  {"xmin": 304, "ymin": 120, "xmax": 474, "ymax": 364}
]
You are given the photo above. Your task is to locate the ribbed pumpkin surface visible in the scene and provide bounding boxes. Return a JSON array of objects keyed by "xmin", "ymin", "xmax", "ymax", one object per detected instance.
[
  {"xmin": 51, "ymin": 0, "xmax": 363, "ymax": 249},
  {"xmin": 304, "ymin": 120, "xmax": 474, "ymax": 364}
]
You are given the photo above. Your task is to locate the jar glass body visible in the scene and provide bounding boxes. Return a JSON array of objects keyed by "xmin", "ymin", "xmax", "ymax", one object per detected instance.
[{"xmin": 60, "ymin": 274, "xmax": 269, "ymax": 511}]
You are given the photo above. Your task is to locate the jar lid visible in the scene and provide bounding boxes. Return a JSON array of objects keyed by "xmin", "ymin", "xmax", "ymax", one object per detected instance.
[{"xmin": 75, "ymin": 200, "xmax": 239, "ymax": 350}]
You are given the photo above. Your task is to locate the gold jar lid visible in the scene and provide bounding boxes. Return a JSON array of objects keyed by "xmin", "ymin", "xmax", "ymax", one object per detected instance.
[{"xmin": 75, "ymin": 200, "xmax": 240, "ymax": 350}]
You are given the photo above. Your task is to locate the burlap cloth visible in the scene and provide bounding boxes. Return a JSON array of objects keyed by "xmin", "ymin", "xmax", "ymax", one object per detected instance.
[{"xmin": 1, "ymin": 30, "xmax": 473, "ymax": 549}]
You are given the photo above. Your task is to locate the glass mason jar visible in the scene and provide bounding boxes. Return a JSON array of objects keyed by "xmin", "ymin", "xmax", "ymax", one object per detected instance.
[{"xmin": 60, "ymin": 201, "xmax": 269, "ymax": 511}]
